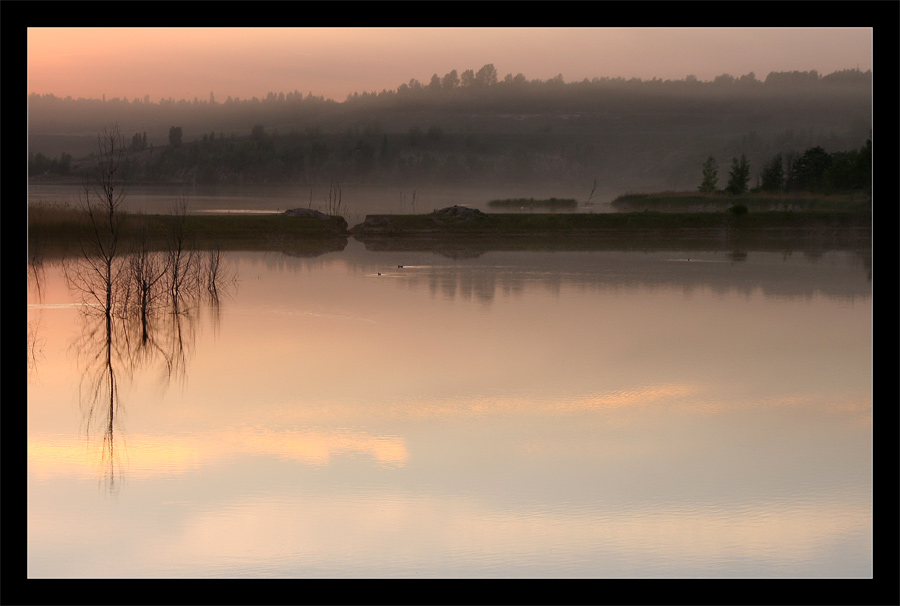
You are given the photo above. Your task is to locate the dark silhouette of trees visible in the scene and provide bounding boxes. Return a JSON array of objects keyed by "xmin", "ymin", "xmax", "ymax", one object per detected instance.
[
  {"xmin": 714, "ymin": 73, "xmax": 736, "ymax": 86},
  {"xmin": 168, "ymin": 126, "xmax": 183, "ymax": 147},
  {"xmin": 28, "ymin": 151, "xmax": 73, "ymax": 177},
  {"xmin": 789, "ymin": 146, "xmax": 832, "ymax": 192},
  {"xmin": 475, "ymin": 63, "xmax": 498, "ymax": 87},
  {"xmin": 441, "ymin": 69, "xmax": 460, "ymax": 90},
  {"xmin": 27, "ymin": 67, "xmax": 870, "ymax": 192},
  {"xmin": 759, "ymin": 153, "xmax": 784, "ymax": 192},
  {"xmin": 763, "ymin": 70, "xmax": 821, "ymax": 87},
  {"xmin": 725, "ymin": 154, "xmax": 750, "ymax": 194},
  {"xmin": 855, "ymin": 137, "xmax": 872, "ymax": 193},
  {"xmin": 721, "ymin": 139, "xmax": 872, "ymax": 196},
  {"xmin": 698, "ymin": 156, "xmax": 719, "ymax": 192},
  {"xmin": 131, "ymin": 132, "xmax": 148, "ymax": 152},
  {"xmin": 790, "ymin": 138, "xmax": 870, "ymax": 194}
]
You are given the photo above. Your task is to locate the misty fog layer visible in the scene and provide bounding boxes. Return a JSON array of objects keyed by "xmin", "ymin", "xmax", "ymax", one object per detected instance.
[{"xmin": 28, "ymin": 69, "xmax": 871, "ymax": 197}]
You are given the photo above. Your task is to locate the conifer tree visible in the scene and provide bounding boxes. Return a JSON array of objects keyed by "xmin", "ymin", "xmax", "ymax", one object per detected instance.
[
  {"xmin": 698, "ymin": 156, "xmax": 719, "ymax": 192},
  {"xmin": 759, "ymin": 154, "xmax": 784, "ymax": 192},
  {"xmin": 726, "ymin": 154, "xmax": 750, "ymax": 194}
]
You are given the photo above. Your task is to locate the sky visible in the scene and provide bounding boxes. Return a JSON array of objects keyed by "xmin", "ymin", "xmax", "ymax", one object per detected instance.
[{"xmin": 27, "ymin": 27, "xmax": 873, "ymax": 103}]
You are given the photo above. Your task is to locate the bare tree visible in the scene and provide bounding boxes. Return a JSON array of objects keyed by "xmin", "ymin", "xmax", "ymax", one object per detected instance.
[
  {"xmin": 61, "ymin": 124, "xmax": 131, "ymax": 493},
  {"xmin": 58, "ymin": 127, "xmax": 237, "ymax": 493},
  {"xmin": 65, "ymin": 124, "xmax": 130, "ymax": 324}
]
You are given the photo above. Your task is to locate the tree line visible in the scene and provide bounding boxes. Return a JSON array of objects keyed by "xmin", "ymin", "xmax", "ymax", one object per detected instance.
[
  {"xmin": 28, "ymin": 150, "xmax": 73, "ymax": 177},
  {"xmin": 111, "ymin": 122, "xmax": 530, "ymax": 186},
  {"xmin": 28, "ymin": 66, "xmax": 870, "ymax": 193},
  {"xmin": 28, "ymin": 67, "xmax": 870, "ymax": 148},
  {"xmin": 30, "ymin": 66, "xmax": 870, "ymax": 110},
  {"xmin": 32, "ymin": 120, "xmax": 872, "ymax": 195},
  {"xmin": 699, "ymin": 138, "xmax": 872, "ymax": 196}
]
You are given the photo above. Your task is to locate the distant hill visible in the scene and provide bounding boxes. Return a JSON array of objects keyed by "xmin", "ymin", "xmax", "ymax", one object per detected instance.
[{"xmin": 28, "ymin": 68, "xmax": 872, "ymax": 195}]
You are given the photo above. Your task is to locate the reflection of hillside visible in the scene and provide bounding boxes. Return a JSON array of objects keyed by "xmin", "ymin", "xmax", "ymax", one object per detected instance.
[
  {"xmin": 266, "ymin": 236, "xmax": 348, "ymax": 258},
  {"xmin": 345, "ymin": 248, "xmax": 871, "ymax": 304},
  {"xmin": 355, "ymin": 229, "xmax": 871, "ymax": 259}
]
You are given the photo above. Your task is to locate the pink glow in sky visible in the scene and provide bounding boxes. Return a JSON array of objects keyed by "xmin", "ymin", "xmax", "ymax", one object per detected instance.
[{"xmin": 27, "ymin": 27, "xmax": 873, "ymax": 103}]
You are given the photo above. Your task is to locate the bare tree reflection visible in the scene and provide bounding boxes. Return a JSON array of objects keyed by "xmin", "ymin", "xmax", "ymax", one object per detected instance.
[
  {"xmin": 127, "ymin": 221, "xmax": 171, "ymax": 346},
  {"xmin": 60, "ymin": 125, "xmax": 235, "ymax": 493},
  {"xmin": 28, "ymin": 239, "xmax": 47, "ymax": 302},
  {"xmin": 58, "ymin": 125, "xmax": 129, "ymax": 492},
  {"xmin": 68, "ymin": 246, "xmax": 232, "ymax": 493},
  {"xmin": 27, "ymin": 315, "xmax": 44, "ymax": 379},
  {"xmin": 70, "ymin": 307, "xmax": 128, "ymax": 493},
  {"xmin": 167, "ymin": 197, "xmax": 198, "ymax": 314},
  {"xmin": 28, "ymin": 249, "xmax": 47, "ymax": 378}
]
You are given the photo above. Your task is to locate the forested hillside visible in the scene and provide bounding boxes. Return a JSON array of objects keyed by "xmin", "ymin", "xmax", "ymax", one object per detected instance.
[{"xmin": 28, "ymin": 66, "xmax": 872, "ymax": 195}]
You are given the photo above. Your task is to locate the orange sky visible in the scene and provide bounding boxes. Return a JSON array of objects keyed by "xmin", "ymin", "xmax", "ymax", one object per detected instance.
[{"xmin": 27, "ymin": 27, "xmax": 873, "ymax": 103}]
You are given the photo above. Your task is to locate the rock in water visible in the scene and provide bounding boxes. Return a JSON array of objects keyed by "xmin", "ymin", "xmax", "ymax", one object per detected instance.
[
  {"xmin": 430, "ymin": 205, "xmax": 486, "ymax": 219},
  {"xmin": 283, "ymin": 208, "xmax": 349, "ymax": 233},
  {"xmin": 283, "ymin": 208, "xmax": 332, "ymax": 219},
  {"xmin": 430, "ymin": 205, "xmax": 491, "ymax": 227}
]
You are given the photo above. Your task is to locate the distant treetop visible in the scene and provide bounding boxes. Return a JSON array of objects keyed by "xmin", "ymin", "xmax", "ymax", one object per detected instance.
[{"xmin": 28, "ymin": 67, "xmax": 871, "ymax": 107}]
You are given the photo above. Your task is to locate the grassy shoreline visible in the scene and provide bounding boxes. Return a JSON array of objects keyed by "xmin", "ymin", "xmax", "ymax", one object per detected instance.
[
  {"xmin": 27, "ymin": 205, "xmax": 351, "ymax": 259},
  {"xmin": 28, "ymin": 203, "xmax": 871, "ymax": 252},
  {"xmin": 28, "ymin": 206, "xmax": 349, "ymax": 238},
  {"xmin": 611, "ymin": 190, "xmax": 872, "ymax": 212}
]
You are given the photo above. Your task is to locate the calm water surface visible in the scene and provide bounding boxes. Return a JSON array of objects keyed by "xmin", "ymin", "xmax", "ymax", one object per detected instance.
[{"xmin": 27, "ymin": 241, "xmax": 872, "ymax": 578}]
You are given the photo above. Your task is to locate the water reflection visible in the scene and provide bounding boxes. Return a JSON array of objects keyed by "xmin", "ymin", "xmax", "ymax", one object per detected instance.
[
  {"xmin": 341, "ymin": 246, "xmax": 871, "ymax": 305},
  {"xmin": 30, "ymin": 242, "xmax": 235, "ymax": 492},
  {"xmin": 27, "ymin": 243, "xmax": 871, "ymax": 578}
]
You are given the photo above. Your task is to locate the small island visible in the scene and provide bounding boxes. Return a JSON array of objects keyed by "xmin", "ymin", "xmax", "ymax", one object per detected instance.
[{"xmin": 349, "ymin": 203, "xmax": 869, "ymax": 236}]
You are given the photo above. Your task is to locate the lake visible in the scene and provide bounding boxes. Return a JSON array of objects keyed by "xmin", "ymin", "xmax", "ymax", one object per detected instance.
[{"xmin": 27, "ymin": 234, "xmax": 872, "ymax": 579}]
